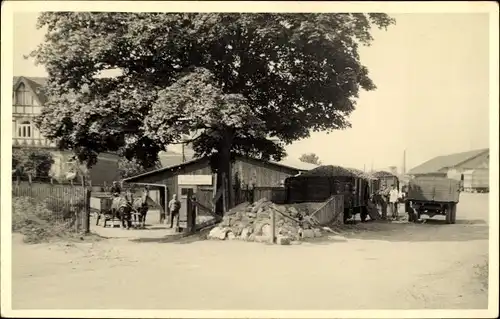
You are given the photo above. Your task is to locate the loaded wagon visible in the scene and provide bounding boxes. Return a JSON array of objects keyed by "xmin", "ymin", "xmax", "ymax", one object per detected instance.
[
  {"xmin": 284, "ymin": 166, "xmax": 372, "ymax": 223},
  {"xmin": 405, "ymin": 176, "xmax": 461, "ymax": 224},
  {"xmin": 370, "ymin": 171, "xmax": 400, "ymax": 193}
]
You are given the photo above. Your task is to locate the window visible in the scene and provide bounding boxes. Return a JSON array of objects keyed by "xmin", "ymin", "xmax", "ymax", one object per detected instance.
[
  {"xmin": 180, "ymin": 188, "xmax": 191, "ymax": 196},
  {"xmin": 18, "ymin": 121, "xmax": 32, "ymax": 138},
  {"xmin": 15, "ymin": 83, "xmax": 33, "ymax": 106}
]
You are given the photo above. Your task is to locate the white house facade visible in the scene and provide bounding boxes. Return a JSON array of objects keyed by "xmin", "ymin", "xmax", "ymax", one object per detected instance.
[
  {"xmin": 12, "ymin": 76, "xmax": 122, "ymax": 184},
  {"xmin": 12, "ymin": 77, "xmax": 56, "ymax": 149}
]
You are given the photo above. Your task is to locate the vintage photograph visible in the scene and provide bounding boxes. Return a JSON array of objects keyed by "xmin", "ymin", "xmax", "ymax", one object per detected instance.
[{"xmin": 2, "ymin": 2, "xmax": 497, "ymax": 316}]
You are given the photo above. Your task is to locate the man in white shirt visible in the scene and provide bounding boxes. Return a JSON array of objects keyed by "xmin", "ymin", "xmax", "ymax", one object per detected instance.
[{"xmin": 389, "ymin": 185, "xmax": 400, "ymax": 220}]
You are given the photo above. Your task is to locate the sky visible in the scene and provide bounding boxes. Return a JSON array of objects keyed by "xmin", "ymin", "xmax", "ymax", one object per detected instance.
[{"xmin": 12, "ymin": 12, "xmax": 491, "ymax": 173}]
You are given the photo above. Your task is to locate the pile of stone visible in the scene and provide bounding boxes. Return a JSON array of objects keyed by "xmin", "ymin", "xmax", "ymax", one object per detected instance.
[{"xmin": 207, "ymin": 198, "xmax": 325, "ymax": 245}]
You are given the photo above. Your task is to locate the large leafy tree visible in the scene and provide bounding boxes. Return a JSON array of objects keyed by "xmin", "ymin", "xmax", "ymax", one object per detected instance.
[{"xmin": 30, "ymin": 12, "xmax": 395, "ymax": 213}]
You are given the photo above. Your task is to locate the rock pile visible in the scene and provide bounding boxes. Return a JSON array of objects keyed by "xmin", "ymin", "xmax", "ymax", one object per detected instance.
[{"xmin": 207, "ymin": 198, "xmax": 325, "ymax": 245}]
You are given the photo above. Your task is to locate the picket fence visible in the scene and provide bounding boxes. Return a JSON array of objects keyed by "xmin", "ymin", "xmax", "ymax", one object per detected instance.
[{"xmin": 12, "ymin": 181, "xmax": 91, "ymax": 233}]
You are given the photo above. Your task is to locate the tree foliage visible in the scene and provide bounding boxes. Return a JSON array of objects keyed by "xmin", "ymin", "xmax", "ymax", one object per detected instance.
[
  {"xmin": 299, "ymin": 153, "xmax": 322, "ymax": 165},
  {"xmin": 117, "ymin": 158, "xmax": 159, "ymax": 179},
  {"xmin": 29, "ymin": 12, "xmax": 395, "ymax": 209}
]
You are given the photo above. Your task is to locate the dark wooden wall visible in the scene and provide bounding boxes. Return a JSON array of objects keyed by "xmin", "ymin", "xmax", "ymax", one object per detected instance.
[
  {"xmin": 126, "ymin": 156, "xmax": 300, "ymax": 210},
  {"xmin": 233, "ymin": 157, "xmax": 299, "ymax": 187}
]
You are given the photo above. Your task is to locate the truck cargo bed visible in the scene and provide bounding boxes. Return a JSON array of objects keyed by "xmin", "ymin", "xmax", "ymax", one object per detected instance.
[{"xmin": 407, "ymin": 177, "xmax": 461, "ymax": 203}]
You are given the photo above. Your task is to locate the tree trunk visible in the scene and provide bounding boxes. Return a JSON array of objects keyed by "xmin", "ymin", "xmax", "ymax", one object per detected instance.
[{"xmin": 214, "ymin": 131, "xmax": 233, "ymax": 216}]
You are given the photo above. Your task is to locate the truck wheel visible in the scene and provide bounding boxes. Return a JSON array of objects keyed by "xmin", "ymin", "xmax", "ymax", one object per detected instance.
[
  {"xmin": 445, "ymin": 204, "xmax": 453, "ymax": 224},
  {"xmin": 450, "ymin": 203, "xmax": 457, "ymax": 224}
]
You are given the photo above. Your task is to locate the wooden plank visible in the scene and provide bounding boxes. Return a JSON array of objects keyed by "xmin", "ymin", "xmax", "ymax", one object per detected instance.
[{"xmin": 212, "ymin": 186, "xmax": 223, "ymax": 206}]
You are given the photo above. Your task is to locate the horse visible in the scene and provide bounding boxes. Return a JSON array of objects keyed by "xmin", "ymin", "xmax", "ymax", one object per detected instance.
[
  {"xmin": 129, "ymin": 187, "xmax": 165, "ymax": 229},
  {"xmin": 110, "ymin": 191, "xmax": 134, "ymax": 229},
  {"xmin": 131, "ymin": 188, "xmax": 150, "ymax": 229}
]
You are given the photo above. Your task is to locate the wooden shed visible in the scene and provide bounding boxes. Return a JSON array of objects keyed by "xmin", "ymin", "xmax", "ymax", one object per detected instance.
[{"xmin": 122, "ymin": 155, "xmax": 313, "ymax": 218}]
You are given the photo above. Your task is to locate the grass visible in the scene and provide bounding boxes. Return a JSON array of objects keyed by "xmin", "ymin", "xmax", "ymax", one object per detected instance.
[{"xmin": 12, "ymin": 196, "xmax": 104, "ymax": 244}]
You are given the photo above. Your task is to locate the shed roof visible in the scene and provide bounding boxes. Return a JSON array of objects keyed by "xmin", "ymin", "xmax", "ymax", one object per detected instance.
[
  {"xmin": 123, "ymin": 155, "xmax": 315, "ymax": 182},
  {"xmin": 269, "ymin": 157, "xmax": 319, "ymax": 171},
  {"xmin": 408, "ymin": 148, "xmax": 489, "ymax": 175}
]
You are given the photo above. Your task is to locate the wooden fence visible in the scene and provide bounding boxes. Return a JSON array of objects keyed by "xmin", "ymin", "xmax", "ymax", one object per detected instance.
[
  {"xmin": 309, "ymin": 195, "xmax": 344, "ymax": 225},
  {"xmin": 12, "ymin": 181, "xmax": 91, "ymax": 233}
]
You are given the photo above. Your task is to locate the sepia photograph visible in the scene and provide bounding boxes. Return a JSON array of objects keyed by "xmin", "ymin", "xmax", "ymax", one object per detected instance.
[{"xmin": 1, "ymin": 1, "xmax": 498, "ymax": 318}]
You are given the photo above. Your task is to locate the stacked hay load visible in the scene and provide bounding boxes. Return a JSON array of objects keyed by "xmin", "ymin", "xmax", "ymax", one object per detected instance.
[
  {"xmin": 372, "ymin": 170, "xmax": 399, "ymax": 195},
  {"xmin": 207, "ymin": 198, "xmax": 327, "ymax": 245},
  {"xmin": 301, "ymin": 165, "xmax": 357, "ymax": 177}
]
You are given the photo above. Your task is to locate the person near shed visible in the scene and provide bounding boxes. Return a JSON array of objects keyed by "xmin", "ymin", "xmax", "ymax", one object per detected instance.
[
  {"xmin": 168, "ymin": 194, "xmax": 181, "ymax": 229},
  {"xmin": 389, "ymin": 185, "xmax": 400, "ymax": 220},
  {"xmin": 376, "ymin": 184, "xmax": 389, "ymax": 219},
  {"xmin": 110, "ymin": 181, "xmax": 121, "ymax": 197}
]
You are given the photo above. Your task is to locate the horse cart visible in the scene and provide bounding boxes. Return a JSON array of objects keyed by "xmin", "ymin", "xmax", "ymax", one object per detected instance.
[{"xmin": 90, "ymin": 193, "xmax": 121, "ymax": 227}]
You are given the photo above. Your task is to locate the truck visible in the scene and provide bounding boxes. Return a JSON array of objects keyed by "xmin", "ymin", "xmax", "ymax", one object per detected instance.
[{"xmin": 405, "ymin": 176, "xmax": 461, "ymax": 224}]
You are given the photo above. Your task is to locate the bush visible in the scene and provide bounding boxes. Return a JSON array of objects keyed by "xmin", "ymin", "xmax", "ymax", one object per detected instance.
[
  {"xmin": 12, "ymin": 197, "xmax": 77, "ymax": 243},
  {"xmin": 12, "ymin": 148, "xmax": 54, "ymax": 180}
]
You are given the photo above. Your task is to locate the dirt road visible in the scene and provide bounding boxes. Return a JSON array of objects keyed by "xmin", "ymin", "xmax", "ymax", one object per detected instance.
[{"xmin": 11, "ymin": 193, "xmax": 489, "ymax": 310}]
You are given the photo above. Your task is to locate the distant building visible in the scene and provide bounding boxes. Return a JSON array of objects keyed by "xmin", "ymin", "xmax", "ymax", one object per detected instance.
[
  {"xmin": 407, "ymin": 148, "xmax": 489, "ymax": 182},
  {"xmin": 12, "ymin": 76, "xmax": 121, "ymax": 184}
]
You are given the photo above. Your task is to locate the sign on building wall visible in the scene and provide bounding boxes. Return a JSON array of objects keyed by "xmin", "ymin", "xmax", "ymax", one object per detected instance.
[{"xmin": 177, "ymin": 174, "xmax": 213, "ymax": 185}]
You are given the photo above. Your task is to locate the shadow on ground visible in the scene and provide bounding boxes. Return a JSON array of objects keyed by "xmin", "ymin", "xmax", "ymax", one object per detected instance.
[
  {"xmin": 129, "ymin": 229, "xmax": 211, "ymax": 244},
  {"xmin": 308, "ymin": 217, "xmax": 489, "ymax": 244},
  {"xmin": 128, "ymin": 217, "xmax": 488, "ymax": 246}
]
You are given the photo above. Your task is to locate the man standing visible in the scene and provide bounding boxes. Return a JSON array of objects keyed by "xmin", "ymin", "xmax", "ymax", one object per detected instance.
[
  {"xmin": 389, "ymin": 185, "xmax": 400, "ymax": 220},
  {"xmin": 110, "ymin": 181, "xmax": 121, "ymax": 197},
  {"xmin": 377, "ymin": 184, "xmax": 389, "ymax": 220},
  {"xmin": 168, "ymin": 194, "xmax": 181, "ymax": 229}
]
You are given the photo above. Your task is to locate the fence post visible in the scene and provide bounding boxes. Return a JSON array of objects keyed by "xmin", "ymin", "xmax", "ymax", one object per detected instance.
[
  {"xmin": 222, "ymin": 172, "xmax": 227, "ymax": 215},
  {"xmin": 270, "ymin": 208, "xmax": 276, "ymax": 244},
  {"xmin": 186, "ymin": 189, "xmax": 196, "ymax": 234},
  {"xmin": 83, "ymin": 187, "xmax": 91, "ymax": 234},
  {"xmin": 28, "ymin": 174, "xmax": 33, "ymax": 198},
  {"xmin": 74, "ymin": 197, "xmax": 80, "ymax": 232}
]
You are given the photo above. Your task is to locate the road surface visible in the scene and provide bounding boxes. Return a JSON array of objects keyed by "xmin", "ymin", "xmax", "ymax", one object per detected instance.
[{"xmin": 11, "ymin": 193, "xmax": 489, "ymax": 310}]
